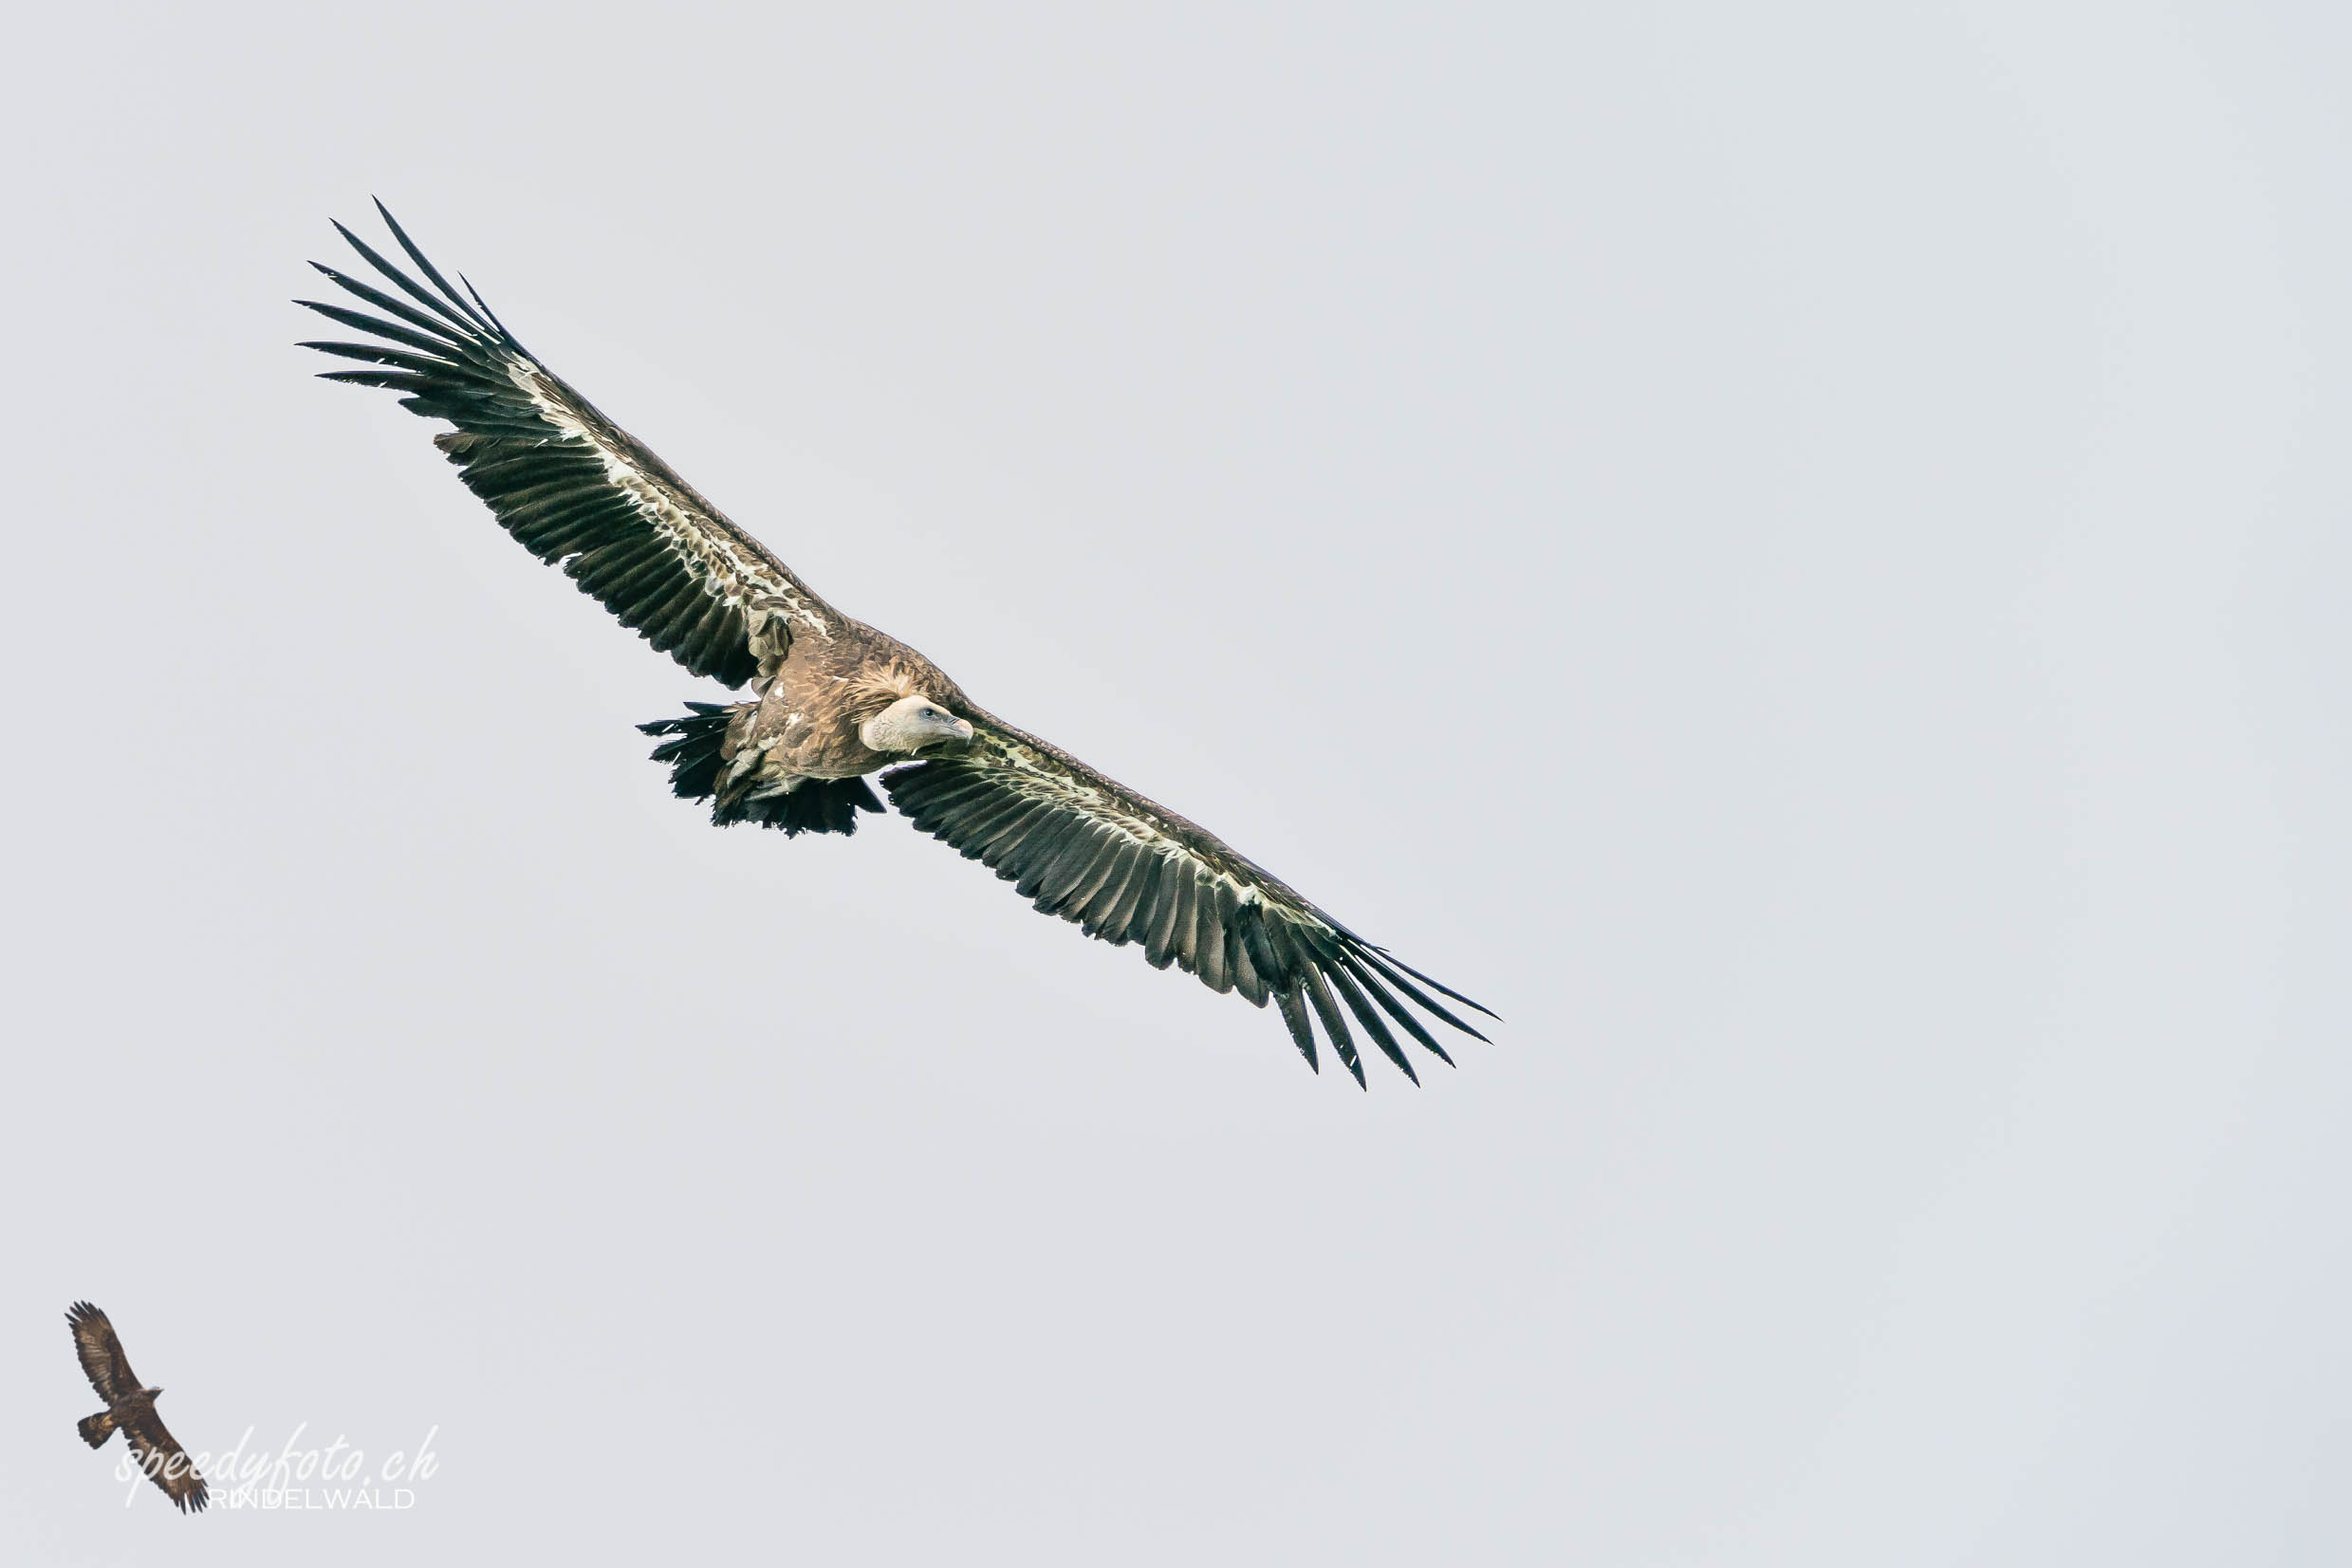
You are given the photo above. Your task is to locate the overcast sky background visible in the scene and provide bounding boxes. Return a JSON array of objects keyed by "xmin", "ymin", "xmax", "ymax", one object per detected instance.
[{"xmin": 2, "ymin": 3, "xmax": 2345, "ymax": 1563}]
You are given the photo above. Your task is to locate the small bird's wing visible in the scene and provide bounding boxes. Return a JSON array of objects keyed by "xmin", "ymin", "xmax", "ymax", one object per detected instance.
[
  {"xmin": 298, "ymin": 203, "xmax": 838, "ymax": 687},
  {"xmin": 884, "ymin": 714, "xmax": 1494, "ymax": 1086},
  {"xmin": 120, "ymin": 1409, "xmax": 208, "ymax": 1514},
  {"xmin": 65, "ymin": 1302, "xmax": 138, "ymax": 1407}
]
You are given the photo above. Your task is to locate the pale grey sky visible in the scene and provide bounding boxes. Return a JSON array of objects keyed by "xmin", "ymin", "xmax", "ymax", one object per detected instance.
[{"xmin": 4, "ymin": 3, "xmax": 2347, "ymax": 1563}]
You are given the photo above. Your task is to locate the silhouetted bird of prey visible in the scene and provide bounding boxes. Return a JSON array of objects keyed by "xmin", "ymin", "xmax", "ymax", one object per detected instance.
[
  {"xmin": 299, "ymin": 204, "xmax": 1496, "ymax": 1085},
  {"xmin": 67, "ymin": 1301, "xmax": 207, "ymax": 1513}
]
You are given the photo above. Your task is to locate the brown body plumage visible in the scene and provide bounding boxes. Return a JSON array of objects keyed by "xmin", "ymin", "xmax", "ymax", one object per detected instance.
[{"xmin": 725, "ymin": 625, "xmax": 972, "ymax": 794}]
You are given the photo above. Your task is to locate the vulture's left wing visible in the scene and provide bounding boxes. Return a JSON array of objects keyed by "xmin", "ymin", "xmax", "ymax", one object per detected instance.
[
  {"xmin": 885, "ymin": 716, "xmax": 1493, "ymax": 1085},
  {"xmin": 299, "ymin": 205, "xmax": 835, "ymax": 688}
]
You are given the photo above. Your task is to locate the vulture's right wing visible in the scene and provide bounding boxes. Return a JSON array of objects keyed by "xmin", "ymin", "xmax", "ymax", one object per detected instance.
[{"xmin": 298, "ymin": 204, "xmax": 836, "ymax": 688}]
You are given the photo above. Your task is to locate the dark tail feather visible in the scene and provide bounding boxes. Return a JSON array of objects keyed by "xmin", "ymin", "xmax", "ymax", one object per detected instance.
[
  {"xmin": 639, "ymin": 701, "xmax": 739, "ymax": 803},
  {"xmin": 638, "ymin": 704, "xmax": 884, "ymax": 837},
  {"xmin": 718, "ymin": 774, "xmax": 884, "ymax": 835},
  {"xmin": 79, "ymin": 1411, "xmax": 114, "ymax": 1448}
]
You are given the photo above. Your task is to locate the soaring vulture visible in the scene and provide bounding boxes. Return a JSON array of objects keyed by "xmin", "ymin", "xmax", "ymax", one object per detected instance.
[
  {"xmin": 299, "ymin": 205, "xmax": 1493, "ymax": 1085},
  {"xmin": 67, "ymin": 1301, "xmax": 208, "ymax": 1513}
]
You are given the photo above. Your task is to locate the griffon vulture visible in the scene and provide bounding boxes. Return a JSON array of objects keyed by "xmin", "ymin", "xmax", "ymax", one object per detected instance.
[
  {"xmin": 67, "ymin": 1301, "xmax": 208, "ymax": 1513},
  {"xmin": 299, "ymin": 206, "xmax": 1492, "ymax": 1085}
]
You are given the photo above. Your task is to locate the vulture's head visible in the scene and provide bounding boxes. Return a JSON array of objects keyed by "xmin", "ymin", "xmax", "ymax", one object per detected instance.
[{"xmin": 861, "ymin": 694, "xmax": 975, "ymax": 755}]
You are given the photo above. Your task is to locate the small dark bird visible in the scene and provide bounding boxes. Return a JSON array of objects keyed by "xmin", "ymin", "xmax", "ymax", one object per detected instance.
[
  {"xmin": 67, "ymin": 1301, "xmax": 207, "ymax": 1513},
  {"xmin": 298, "ymin": 205, "xmax": 1497, "ymax": 1085}
]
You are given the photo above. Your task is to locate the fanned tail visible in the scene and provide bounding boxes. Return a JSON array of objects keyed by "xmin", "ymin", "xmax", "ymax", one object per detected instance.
[
  {"xmin": 638, "ymin": 705, "xmax": 884, "ymax": 836},
  {"xmin": 639, "ymin": 702, "xmax": 737, "ymax": 803}
]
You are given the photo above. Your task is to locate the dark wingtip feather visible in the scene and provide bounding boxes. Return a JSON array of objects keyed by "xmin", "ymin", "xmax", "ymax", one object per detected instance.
[
  {"xmin": 1273, "ymin": 987, "xmax": 1319, "ymax": 1073},
  {"xmin": 1352, "ymin": 949, "xmax": 1494, "ymax": 1044},
  {"xmin": 1367, "ymin": 946, "xmax": 1501, "ymax": 1020},
  {"xmin": 330, "ymin": 216, "xmax": 490, "ymax": 337},
  {"xmin": 458, "ymin": 271, "xmax": 518, "ymax": 341},
  {"xmin": 1326, "ymin": 963, "xmax": 1419, "ymax": 1084},
  {"xmin": 1339, "ymin": 956, "xmax": 1458, "ymax": 1068},
  {"xmin": 371, "ymin": 199, "xmax": 498, "ymax": 334}
]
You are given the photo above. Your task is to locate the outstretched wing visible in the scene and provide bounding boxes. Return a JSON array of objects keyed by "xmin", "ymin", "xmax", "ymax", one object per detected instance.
[
  {"xmin": 299, "ymin": 203, "xmax": 835, "ymax": 687},
  {"xmin": 884, "ymin": 715, "xmax": 1494, "ymax": 1086},
  {"xmin": 121, "ymin": 1410, "xmax": 208, "ymax": 1514},
  {"xmin": 66, "ymin": 1302, "xmax": 138, "ymax": 1406}
]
